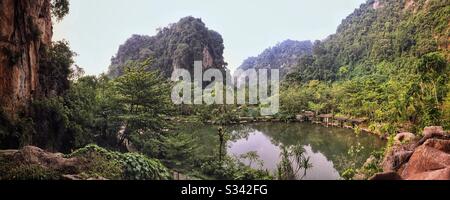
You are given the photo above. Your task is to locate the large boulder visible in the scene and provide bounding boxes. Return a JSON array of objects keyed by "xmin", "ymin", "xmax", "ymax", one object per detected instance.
[
  {"xmin": 9, "ymin": 146, "xmax": 81, "ymax": 173},
  {"xmin": 415, "ymin": 126, "xmax": 447, "ymax": 145},
  {"xmin": 0, "ymin": 146, "xmax": 117, "ymax": 180},
  {"xmin": 381, "ymin": 145, "xmax": 414, "ymax": 172},
  {"xmin": 423, "ymin": 126, "xmax": 446, "ymax": 138},
  {"xmin": 394, "ymin": 132, "xmax": 417, "ymax": 145},
  {"xmin": 414, "ymin": 126, "xmax": 449, "ymax": 148},
  {"xmin": 376, "ymin": 126, "xmax": 450, "ymax": 180},
  {"xmin": 424, "ymin": 138, "xmax": 450, "ymax": 152},
  {"xmin": 401, "ymin": 139, "xmax": 450, "ymax": 180}
]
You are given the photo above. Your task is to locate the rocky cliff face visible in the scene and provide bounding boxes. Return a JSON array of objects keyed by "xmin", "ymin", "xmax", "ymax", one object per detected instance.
[
  {"xmin": 108, "ymin": 17, "xmax": 227, "ymax": 78},
  {"xmin": 0, "ymin": 0, "xmax": 53, "ymax": 119}
]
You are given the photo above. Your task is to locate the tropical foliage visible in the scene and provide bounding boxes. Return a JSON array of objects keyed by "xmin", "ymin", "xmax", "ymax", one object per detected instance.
[
  {"xmin": 108, "ymin": 16, "xmax": 227, "ymax": 78},
  {"xmin": 280, "ymin": 0, "xmax": 449, "ymax": 133}
]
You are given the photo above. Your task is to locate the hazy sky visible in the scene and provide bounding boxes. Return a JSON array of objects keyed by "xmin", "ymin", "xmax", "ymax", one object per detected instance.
[{"xmin": 54, "ymin": 0, "xmax": 366, "ymax": 75}]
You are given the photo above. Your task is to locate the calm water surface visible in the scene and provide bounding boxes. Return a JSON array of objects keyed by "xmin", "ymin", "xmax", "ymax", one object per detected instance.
[{"xmin": 183, "ymin": 122, "xmax": 385, "ymax": 180}]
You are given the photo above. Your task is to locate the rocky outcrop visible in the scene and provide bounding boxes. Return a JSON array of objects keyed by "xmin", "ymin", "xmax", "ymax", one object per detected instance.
[
  {"xmin": 0, "ymin": 0, "xmax": 53, "ymax": 119},
  {"xmin": 202, "ymin": 47, "xmax": 214, "ymax": 69},
  {"xmin": 0, "ymin": 146, "xmax": 109, "ymax": 180},
  {"xmin": 374, "ymin": 126, "xmax": 450, "ymax": 180},
  {"xmin": 381, "ymin": 132, "xmax": 418, "ymax": 172},
  {"xmin": 421, "ymin": 126, "xmax": 446, "ymax": 142},
  {"xmin": 381, "ymin": 145, "xmax": 414, "ymax": 172},
  {"xmin": 394, "ymin": 132, "xmax": 416, "ymax": 145},
  {"xmin": 1, "ymin": 146, "xmax": 81, "ymax": 173}
]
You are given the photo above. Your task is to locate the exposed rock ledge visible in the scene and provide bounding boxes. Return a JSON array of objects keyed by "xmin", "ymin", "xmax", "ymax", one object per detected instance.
[
  {"xmin": 371, "ymin": 126, "xmax": 450, "ymax": 180},
  {"xmin": 0, "ymin": 146, "xmax": 107, "ymax": 180}
]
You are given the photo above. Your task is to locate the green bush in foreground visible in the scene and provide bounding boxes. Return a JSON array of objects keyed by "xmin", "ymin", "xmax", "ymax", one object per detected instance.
[
  {"xmin": 200, "ymin": 156, "xmax": 273, "ymax": 180},
  {"xmin": 67, "ymin": 145, "xmax": 171, "ymax": 180},
  {"xmin": 67, "ymin": 144, "xmax": 172, "ymax": 180}
]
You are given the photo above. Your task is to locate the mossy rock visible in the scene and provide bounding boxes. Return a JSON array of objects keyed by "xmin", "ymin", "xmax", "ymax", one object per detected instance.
[{"xmin": 0, "ymin": 156, "xmax": 59, "ymax": 180}]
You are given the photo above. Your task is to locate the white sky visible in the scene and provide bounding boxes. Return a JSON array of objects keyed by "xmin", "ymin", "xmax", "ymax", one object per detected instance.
[{"xmin": 54, "ymin": 0, "xmax": 367, "ymax": 75}]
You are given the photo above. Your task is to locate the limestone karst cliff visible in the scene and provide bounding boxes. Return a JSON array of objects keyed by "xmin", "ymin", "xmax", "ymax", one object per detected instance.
[
  {"xmin": 108, "ymin": 16, "xmax": 227, "ymax": 78},
  {"xmin": 0, "ymin": 0, "xmax": 53, "ymax": 119}
]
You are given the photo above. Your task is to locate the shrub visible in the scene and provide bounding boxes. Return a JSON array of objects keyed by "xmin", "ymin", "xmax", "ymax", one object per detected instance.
[
  {"xmin": 354, "ymin": 150, "xmax": 384, "ymax": 180},
  {"xmin": 341, "ymin": 168, "xmax": 356, "ymax": 180},
  {"xmin": 0, "ymin": 109, "xmax": 19, "ymax": 149},
  {"xmin": 68, "ymin": 144, "xmax": 171, "ymax": 180},
  {"xmin": 7, "ymin": 164, "xmax": 60, "ymax": 180},
  {"xmin": 121, "ymin": 153, "xmax": 171, "ymax": 180},
  {"xmin": 78, "ymin": 153, "xmax": 123, "ymax": 180}
]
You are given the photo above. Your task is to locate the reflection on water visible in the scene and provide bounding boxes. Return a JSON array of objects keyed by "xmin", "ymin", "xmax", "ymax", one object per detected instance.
[
  {"xmin": 227, "ymin": 123, "xmax": 385, "ymax": 180},
  {"xmin": 228, "ymin": 131, "xmax": 341, "ymax": 180},
  {"xmin": 228, "ymin": 132, "xmax": 281, "ymax": 170},
  {"xmin": 183, "ymin": 122, "xmax": 385, "ymax": 180}
]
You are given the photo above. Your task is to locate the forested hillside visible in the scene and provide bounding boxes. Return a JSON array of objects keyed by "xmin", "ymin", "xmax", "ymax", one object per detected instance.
[
  {"xmin": 287, "ymin": 0, "xmax": 449, "ymax": 82},
  {"xmin": 280, "ymin": 0, "xmax": 449, "ymax": 133},
  {"xmin": 108, "ymin": 16, "xmax": 227, "ymax": 78}
]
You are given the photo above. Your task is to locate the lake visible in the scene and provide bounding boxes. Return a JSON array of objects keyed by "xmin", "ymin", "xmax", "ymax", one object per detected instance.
[{"xmin": 183, "ymin": 122, "xmax": 385, "ymax": 180}]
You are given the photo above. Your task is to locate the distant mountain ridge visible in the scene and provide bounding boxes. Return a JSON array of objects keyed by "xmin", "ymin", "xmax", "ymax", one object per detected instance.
[
  {"xmin": 286, "ymin": 0, "xmax": 449, "ymax": 82},
  {"xmin": 235, "ymin": 40, "xmax": 313, "ymax": 78},
  {"xmin": 237, "ymin": 0, "xmax": 449, "ymax": 83}
]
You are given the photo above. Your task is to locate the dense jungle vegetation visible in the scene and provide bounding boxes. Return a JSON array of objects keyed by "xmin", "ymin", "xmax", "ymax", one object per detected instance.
[
  {"xmin": 1, "ymin": 0, "xmax": 449, "ymax": 180},
  {"xmin": 281, "ymin": 0, "xmax": 449, "ymax": 133}
]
